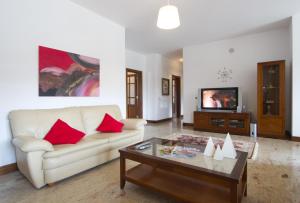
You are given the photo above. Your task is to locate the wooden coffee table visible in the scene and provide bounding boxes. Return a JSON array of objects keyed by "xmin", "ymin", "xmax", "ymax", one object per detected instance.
[{"xmin": 119, "ymin": 138, "xmax": 247, "ymax": 203}]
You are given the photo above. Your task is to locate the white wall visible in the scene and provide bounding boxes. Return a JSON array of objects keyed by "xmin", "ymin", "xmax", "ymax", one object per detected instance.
[
  {"xmin": 292, "ymin": 14, "xmax": 300, "ymax": 137},
  {"xmin": 183, "ymin": 28, "xmax": 292, "ymax": 130},
  {"xmin": 126, "ymin": 50, "xmax": 146, "ymax": 70},
  {"xmin": 161, "ymin": 56, "xmax": 184, "ymax": 117},
  {"xmin": 0, "ymin": 0, "xmax": 125, "ymax": 166},
  {"xmin": 125, "ymin": 50, "xmax": 183, "ymax": 121},
  {"xmin": 145, "ymin": 54, "xmax": 183, "ymax": 120},
  {"xmin": 144, "ymin": 54, "xmax": 162, "ymax": 120}
]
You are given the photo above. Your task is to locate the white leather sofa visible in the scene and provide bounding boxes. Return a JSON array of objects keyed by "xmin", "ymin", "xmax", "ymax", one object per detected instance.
[{"xmin": 8, "ymin": 105, "xmax": 147, "ymax": 189}]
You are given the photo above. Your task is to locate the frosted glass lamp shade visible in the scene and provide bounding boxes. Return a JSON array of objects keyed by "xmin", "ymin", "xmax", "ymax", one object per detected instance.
[{"xmin": 157, "ymin": 5, "xmax": 180, "ymax": 30}]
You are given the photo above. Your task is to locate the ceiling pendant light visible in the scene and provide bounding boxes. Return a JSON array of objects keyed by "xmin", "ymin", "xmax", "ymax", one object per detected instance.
[{"xmin": 157, "ymin": 0, "xmax": 180, "ymax": 30}]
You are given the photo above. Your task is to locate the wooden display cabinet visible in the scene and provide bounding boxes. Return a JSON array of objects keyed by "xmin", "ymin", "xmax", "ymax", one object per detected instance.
[{"xmin": 257, "ymin": 60, "xmax": 285, "ymax": 138}]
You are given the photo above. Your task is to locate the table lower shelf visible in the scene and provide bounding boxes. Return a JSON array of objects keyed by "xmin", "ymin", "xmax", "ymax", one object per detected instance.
[{"xmin": 125, "ymin": 164, "xmax": 232, "ymax": 203}]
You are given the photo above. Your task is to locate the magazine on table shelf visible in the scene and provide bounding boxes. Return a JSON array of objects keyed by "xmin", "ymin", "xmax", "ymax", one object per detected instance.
[{"xmin": 159, "ymin": 146, "xmax": 200, "ymax": 158}]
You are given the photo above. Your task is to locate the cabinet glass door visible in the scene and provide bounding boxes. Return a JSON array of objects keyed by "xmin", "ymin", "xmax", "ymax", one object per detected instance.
[
  {"xmin": 262, "ymin": 64, "xmax": 280, "ymax": 116},
  {"xmin": 211, "ymin": 118, "xmax": 225, "ymax": 127},
  {"xmin": 228, "ymin": 120, "xmax": 245, "ymax": 128}
]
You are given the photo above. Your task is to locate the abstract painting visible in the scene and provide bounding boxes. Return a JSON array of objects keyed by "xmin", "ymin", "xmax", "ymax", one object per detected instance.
[{"xmin": 39, "ymin": 46, "xmax": 100, "ymax": 96}]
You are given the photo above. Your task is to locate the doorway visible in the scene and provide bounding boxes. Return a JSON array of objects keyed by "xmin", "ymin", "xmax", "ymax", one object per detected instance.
[
  {"xmin": 172, "ymin": 75, "xmax": 181, "ymax": 118},
  {"xmin": 126, "ymin": 68, "xmax": 143, "ymax": 118}
]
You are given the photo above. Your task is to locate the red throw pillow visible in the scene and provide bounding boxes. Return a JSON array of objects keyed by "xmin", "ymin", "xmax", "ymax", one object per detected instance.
[
  {"xmin": 96, "ymin": 113, "xmax": 124, "ymax": 132},
  {"xmin": 44, "ymin": 119, "xmax": 85, "ymax": 144}
]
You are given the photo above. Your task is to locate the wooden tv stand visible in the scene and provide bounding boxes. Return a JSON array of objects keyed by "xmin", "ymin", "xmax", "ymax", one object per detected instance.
[{"xmin": 194, "ymin": 111, "xmax": 250, "ymax": 136}]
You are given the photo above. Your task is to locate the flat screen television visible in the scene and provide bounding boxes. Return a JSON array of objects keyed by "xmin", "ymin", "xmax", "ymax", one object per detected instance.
[{"xmin": 201, "ymin": 87, "xmax": 238, "ymax": 111}]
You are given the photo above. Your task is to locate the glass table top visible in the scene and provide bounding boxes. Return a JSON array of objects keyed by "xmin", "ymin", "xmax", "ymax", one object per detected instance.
[{"xmin": 128, "ymin": 138, "xmax": 238, "ymax": 175}]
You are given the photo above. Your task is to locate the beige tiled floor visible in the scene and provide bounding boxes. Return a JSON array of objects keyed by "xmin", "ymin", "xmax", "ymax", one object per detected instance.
[{"xmin": 1, "ymin": 119, "xmax": 300, "ymax": 203}]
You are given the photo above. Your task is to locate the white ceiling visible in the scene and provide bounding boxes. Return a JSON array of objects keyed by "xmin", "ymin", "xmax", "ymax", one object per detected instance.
[{"xmin": 72, "ymin": 0, "xmax": 300, "ymax": 56}]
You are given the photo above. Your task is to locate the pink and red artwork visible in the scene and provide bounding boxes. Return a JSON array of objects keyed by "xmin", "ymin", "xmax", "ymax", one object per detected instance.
[{"xmin": 39, "ymin": 46, "xmax": 100, "ymax": 97}]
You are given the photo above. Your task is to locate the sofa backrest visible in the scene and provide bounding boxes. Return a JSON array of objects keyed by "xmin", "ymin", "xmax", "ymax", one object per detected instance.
[
  {"xmin": 9, "ymin": 107, "xmax": 85, "ymax": 139},
  {"xmin": 80, "ymin": 105, "xmax": 122, "ymax": 135},
  {"xmin": 9, "ymin": 105, "xmax": 122, "ymax": 138}
]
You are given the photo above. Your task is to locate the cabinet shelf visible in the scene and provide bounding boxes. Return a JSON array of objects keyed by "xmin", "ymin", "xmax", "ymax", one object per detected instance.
[
  {"xmin": 263, "ymin": 101, "xmax": 278, "ymax": 104},
  {"xmin": 262, "ymin": 86, "xmax": 279, "ymax": 89}
]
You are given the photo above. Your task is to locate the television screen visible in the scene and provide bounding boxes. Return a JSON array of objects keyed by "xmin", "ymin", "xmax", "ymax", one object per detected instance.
[{"xmin": 201, "ymin": 88, "xmax": 238, "ymax": 110}]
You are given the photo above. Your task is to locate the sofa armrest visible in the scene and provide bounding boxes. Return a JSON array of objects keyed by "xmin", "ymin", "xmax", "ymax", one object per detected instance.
[
  {"xmin": 12, "ymin": 136, "xmax": 54, "ymax": 152},
  {"xmin": 122, "ymin": 119, "xmax": 147, "ymax": 130}
]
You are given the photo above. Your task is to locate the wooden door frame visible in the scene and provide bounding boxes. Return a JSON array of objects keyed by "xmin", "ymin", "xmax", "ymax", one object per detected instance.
[
  {"xmin": 126, "ymin": 68, "xmax": 143, "ymax": 118},
  {"xmin": 172, "ymin": 75, "xmax": 181, "ymax": 118}
]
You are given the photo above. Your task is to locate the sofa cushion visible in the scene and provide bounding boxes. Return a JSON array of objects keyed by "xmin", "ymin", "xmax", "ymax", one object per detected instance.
[
  {"xmin": 43, "ymin": 130, "xmax": 141, "ymax": 170},
  {"xmin": 96, "ymin": 113, "xmax": 124, "ymax": 133},
  {"xmin": 43, "ymin": 134, "xmax": 142, "ymax": 170},
  {"xmin": 44, "ymin": 119, "xmax": 85, "ymax": 145},
  {"xmin": 44, "ymin": 130, "xmax": 140, "ymax": 159},
  {"xmin": 80, "ymin": 105, "xmax": 122, "ymax": 136},
  {"xmin": 43, "ymin": 134, "xmax": 109, "ymax": 159}
]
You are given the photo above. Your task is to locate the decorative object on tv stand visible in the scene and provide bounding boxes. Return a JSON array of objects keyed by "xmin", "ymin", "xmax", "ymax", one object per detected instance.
[
  {"xmin": 157, "ymin": 0, "xmax": 180, "ymax": 30},
  {"xmin": 242, "ymin": 105, "xmax": 246, "ymax": 112},
  {"xmin": 213, "ymin": 145, "xmax": 224, "ymax": 160},
  {"xmin": 39, "ymin": 46, "xmax": 100, "ymax": 97},
  {"xmin": 250, "ymin": 123, "xmax": 257, "ymax": 138},
  {"xmin": 197, "ymin": 88, "xmax": 202, "ymax": 111},
  {"xmin": 217, "ymin": 67, "xmax": 232, "ymax": 82},
  {"xmin": 162, "ymin": 78, "xmax": 170, "ymax": 95},
  {"xmin": 222, "ymin": 133, "xmax": 237, "ymax": 159},
  {"xmin": 204, "ymin": 137, "xmax": 215, "ymax": 157},
  {"xmin": 195, "ymin": 96, "xmax": 199, "ymax": 111}
]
